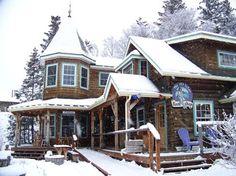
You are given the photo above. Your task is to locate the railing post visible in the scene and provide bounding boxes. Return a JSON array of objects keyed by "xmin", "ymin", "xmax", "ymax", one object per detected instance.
[
  {"xmin": 148, "ymin": 130, "xmax": 154, "ymax": 169},
  {"xmin": 155, "ymin": 140, "xmax": 161, "ymax": 172}
]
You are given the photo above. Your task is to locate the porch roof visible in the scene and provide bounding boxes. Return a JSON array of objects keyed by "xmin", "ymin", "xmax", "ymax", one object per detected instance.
[
  {"xmin": 103, "ymin": 73, "xmax": 172, "ymax": 99},
  {"xmin": 219, "ymin": 88, "xmax": 236, "ymax": 103},
  {"xmin": 8, "ymin": 98, "xmax": 101, "ymax": 112}
]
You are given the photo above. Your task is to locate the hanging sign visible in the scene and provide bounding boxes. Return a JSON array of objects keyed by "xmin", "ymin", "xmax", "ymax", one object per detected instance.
[{"xmin": 171, "ymin": 82, "xmax": 193, "ymax": 109}]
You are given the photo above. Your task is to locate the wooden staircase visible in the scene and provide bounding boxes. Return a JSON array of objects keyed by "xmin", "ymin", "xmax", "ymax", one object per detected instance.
[
  {"xmin": 160, "ymin": 157, "xmax": 212, "ymax": 173},
  {"xmin": 11, "ymin": 147, "xmax": 56, "ymax": 160}
]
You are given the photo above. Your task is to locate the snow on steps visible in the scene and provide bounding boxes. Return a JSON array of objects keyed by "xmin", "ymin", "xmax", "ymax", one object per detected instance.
[{"xmin": 161, "ymin": 158, "xmax": 212, "ymax": 173}]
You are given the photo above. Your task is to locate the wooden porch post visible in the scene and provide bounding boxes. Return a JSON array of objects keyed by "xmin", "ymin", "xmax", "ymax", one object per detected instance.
[
  {"xmin": 112, "ymin": 100, "xmax": 119, "ymax": 150},
  {"xmin": 15, "ymin": 113, "xmax": 21, "ymax": 147},
  {"xmin": 198, "ymin": 125, "xmax": 204, "ymax": 155},
  {"xmin": 99, "ymin": 109, "xmax": 103, "ymax": 148},
  {"xmin": 125, "ymin": 96, "xmax": 131, "ymax": 141},
  {"xmin": 45, "ymin": 110, "xmax": 50, "ymax": 145},
  {"xmin": 155, "ymin": 140, "xmax": 161, "ymax": 171},
  {"xmin": 148, "ymin": 131, "xmax": 154, "ymax": 169},
  {"xmin": 91, "ymin": 111, "xmax": 95, "ymax": 149}
]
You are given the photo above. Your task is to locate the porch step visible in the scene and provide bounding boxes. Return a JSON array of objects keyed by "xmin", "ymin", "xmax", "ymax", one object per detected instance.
[
  {"xmin": 11, "ymin": 147, "xmax": 56, "ymax": 160},
  {"xmin": 161, "ymin": 158, "xmax": 212, "ymax": 173},
  {"xmin": 162, "ymin": 163, "xmax": 212, "ymax": 173}
]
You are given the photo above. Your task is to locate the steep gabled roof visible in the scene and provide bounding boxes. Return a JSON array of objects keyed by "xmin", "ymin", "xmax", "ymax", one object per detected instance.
[
  {"xmin": 41, "ymin": 17, "xmax": 95, "ymax": 64},
  {"xmin": 165, "ymin": 31, "xmax": 236, "ymax": 45},
  {"xmin": 116, "ymin": 36, "xmax": 236, "ymax": 82}
]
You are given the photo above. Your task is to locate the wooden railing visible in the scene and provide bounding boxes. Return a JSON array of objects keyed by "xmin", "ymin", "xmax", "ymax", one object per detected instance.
[{"xmin": 100, "ymin": 123, "xmax": 161, "ymax": 172}]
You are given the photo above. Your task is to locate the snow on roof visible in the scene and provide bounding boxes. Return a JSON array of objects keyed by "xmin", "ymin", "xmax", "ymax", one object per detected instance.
[
  {"xmin": 0, "ymin": 96, "xmax": 19, "ymax": 103},
  {"xmin": 165, "ymin": 31, "xmax": 236, "ymax": 45},
  {"xmin": 93, "ymin": 57, "xmax": 122, "ymax": 68},
  {"xmin": 128, "ymin": 36, "xmax": 208, "ymax": 76},
  {"xmin": 8, "ymin": 98, "xmax": 101, "ymax": 112},
  {"xmin": 103, "ymin": 73, "xmax": 171, "ymax": 99},
  {"xmin": 41, "ymin": 17, "xmax": 95, "ymax": 64}
]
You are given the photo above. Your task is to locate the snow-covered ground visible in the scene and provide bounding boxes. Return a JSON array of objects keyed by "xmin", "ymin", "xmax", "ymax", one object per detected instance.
[{"xmin": 1, "ymin": 113, "xmax": 236, "ymax": 175}]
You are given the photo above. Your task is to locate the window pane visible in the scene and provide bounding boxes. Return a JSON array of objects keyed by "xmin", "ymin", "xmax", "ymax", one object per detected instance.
[
  {"xmin": 81, "ymin": 67, "xmax": 88, "ymax": 88},
  {"xmin": 219, "ymin": 52, "xmax": 236, "ymax": 68},
  {"xmin": 62, "ymin": 64, "xmax": 76, "ymax": 86},
  {"xmin": 47, "ymin": 65, "xmax": 57, "ymax": 86},
  {"xmin": 100, "ymin": 72, "xmax": 109, "ymax": 86}
]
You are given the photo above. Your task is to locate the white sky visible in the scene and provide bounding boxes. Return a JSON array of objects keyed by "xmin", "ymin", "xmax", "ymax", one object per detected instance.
[{"xmin": 0, "ymin": 0, "xmax": 235, "ymax": 98}]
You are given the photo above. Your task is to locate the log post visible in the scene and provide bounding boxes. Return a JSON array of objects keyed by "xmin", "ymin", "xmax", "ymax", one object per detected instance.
[
  {"xmin": 155, "ymin": 139, "xmax": 161, "ymax": 172},
  {"xmin": 198, "ymin": 125, "xmax": 204, "ymax": 155},
  {"xmin": 45, "ymin": 110, "xmax": 50, "ymax": 145},
  {"xmin": 148, "ymin": 130, "xmax": 154, "ymax": 169},
  {"xmin": 91, "ymin": 111, "xmax": 95, "ymax": 149},
  {"xmin": 99, "ymin": 109, "xmax": 103, "ymax": 148},
  {"xmin": 15, "ymin": 113, "xmax": 21, "ymax": 147},
  {"xmin": 112, "ymin": 100, "xmax": 119, "ymax": 151}
]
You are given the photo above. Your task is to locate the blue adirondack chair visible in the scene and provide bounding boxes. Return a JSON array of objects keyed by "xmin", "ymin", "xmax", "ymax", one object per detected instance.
[{"xmin": 178, "ymin": 128, "xmax": 199, "ymax": 151}]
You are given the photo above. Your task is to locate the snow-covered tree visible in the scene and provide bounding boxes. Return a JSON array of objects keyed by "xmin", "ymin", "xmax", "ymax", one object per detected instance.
[
  {"xmin": 101, "ymin": 36, "xmax": 120, "ymax": 58},
  {"xmin": 156, "ymin": 0, "xmax": 186, "ymax": 25},
  {"xmin": 85, "ymin": 39, "xmax": 99, "ymax": 56},
  {"xmin": 6, "ymin": 114, "xmax": 16, "ymax": 146},
  {"xmin": 16, "ymin": 48, "xmax": 43, "ymax": 102},
  {"xmin": 101, "ymin": 17, "xmax": 157, "ymax": 58},
  {"xmin": 198, "ymin": 0, "xmax": 235, "ymax": 34},
  {"xmin": 40, "ymin": 16, "xmax": 61, "ymax": 52},
  {"xmin": 157, "ymin": 9, "xmax": 198, "ymax": 39},
  {"xmin": 207, "ymin": 112, "xmax": 236, "ymax": 166}
]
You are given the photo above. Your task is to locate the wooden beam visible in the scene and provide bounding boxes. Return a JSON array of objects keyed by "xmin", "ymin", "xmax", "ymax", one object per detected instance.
[
  {"xmin": 155, "ymin": 140, "xmax": 161, "ymax": 172},
  {"xmin": 15, "ymin": 113, "xmax": 20, "ymax": 147},
  {"xmin": 111, "ymin": 100, "xmax": 119, "ymax": 150},
  {"xmin": 148, "ymin": 131, "xmax": 154, "ymax": 169},
  {"xmin": 91, "ymin": 111, "xmax": 95, "ymax": 149},
  {"xmin": 130, "ymin": 99, "xmax": 140, "ymax": 111},
  {"xmin": 99, "ymin": 109, "xmax": 103, "ymax": 148},
  {"xmin": 45, "ymin": 110, "xmax": 50, "ymax": 145}
]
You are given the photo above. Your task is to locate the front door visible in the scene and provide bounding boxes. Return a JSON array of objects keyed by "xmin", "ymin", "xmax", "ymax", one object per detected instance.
[{"xmin": 156, "ymin": 102, "xmax": 167, "ymax": 150}]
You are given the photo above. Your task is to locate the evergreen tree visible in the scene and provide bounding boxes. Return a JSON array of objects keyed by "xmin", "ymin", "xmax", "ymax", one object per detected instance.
[
  {"xmin": 40, "ymin": 16, "xmax": 61, "ymax": 52},
  {"xmin": 157, "ymin": 0, "xmax": 186, "ymax": 25},
  {"xmin": 198, "ymin": 0, "xmax": 235, "ymax": 34},
  {"xmin": 16, "ymin": 48, "xmax": 43, "ymax": 102},
  {"xmin": 7, "ymin": 114, "xmax": 16, "ymax": 145}
]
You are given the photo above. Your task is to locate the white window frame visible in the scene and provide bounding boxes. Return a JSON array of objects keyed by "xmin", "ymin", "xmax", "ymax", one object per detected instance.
[
  {"xmin": 46, "ymin": 63, "xmax": 58, "ymax": 88},
  {"xmin": 136, "ymin": 106, "xmax": 145, "ymax": 128},
  {"xmin": 122, "ymin": 63, "xmax": 133, "ymax": 74},
  {"xmin": 217, "ymin": 50, "xmax": 236, "ymax": 69},
  {"xmin": 80, "ymin": 65, "xmax": 89, "ymax": 90},
  {"xmin": 99, "ymin": 72, "xmax": 109, "ymax": 87},
  {"xmin": 193, "ymin": 100, "xmax": 214, "ymax": 135},
  {"xmin": 138, "ymin": 60, "xmax": 149, "ymax": 77},
  {"xmin": 61, "ymin": 63, "xmax": 77, "ymax": 87}
]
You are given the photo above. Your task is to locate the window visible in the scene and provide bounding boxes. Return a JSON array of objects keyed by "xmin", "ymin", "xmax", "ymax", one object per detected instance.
[
  {"xmin": 46, "ymin": 64, "xmax": 57, "ymax": 87},
  {"xmin": 193, "ymin": 100, "xmax": 214, "ymax": 135},
  {"xmin": 217, "ymin": 50, "xmax": 236, "ymax": 69},
  {"xmin": 136, "ymin": 107, "xmax": 145, "ymax": 128},
  {"xmin": 99, "ymin": 72, "xmax": 109, "ymax": 87},
  {"xmin": 138, "ymin": 60, "xmax": 149, "ymax": 77},
  {"xmin": 122, "ymin": 63, "xmax": 133, "ymax": 74},
  {"xmin": 80, "ymin": 66, "xmax": 89, "ymax": 89},
  {"xmin": 62, "ymin": 63, "xmax": 77, "ymax": 87},
  {"xmin": 50, "ymin": 114, "xmax": 56, "ymax": 138},
  {"xmin": 61, "ymin": 113, "xmax": 74, "ymax": 137}
]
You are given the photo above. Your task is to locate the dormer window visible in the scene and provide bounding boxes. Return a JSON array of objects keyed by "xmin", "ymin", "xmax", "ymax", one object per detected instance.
[
  {"xmin": 122, "ymin": 63, "xmax": 133, "ymax": 74},
  {"xmin": 80, "ymin": 65, "xmax": 89, "ymax": 89},
  {"xmin": 217, "ymin": 50, "xmax": 236, "ymax": 69},
  {"xmin": 46, "ymin": 63, "xmax": 58, "ymax": 87},
  {"xmin": 62, "ymin": 63, "xmax": 77, "ymax": 87}
]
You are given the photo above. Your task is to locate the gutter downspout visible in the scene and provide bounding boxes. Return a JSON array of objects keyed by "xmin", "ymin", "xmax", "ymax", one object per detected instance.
[{"xmin": 125, "ymin": 95, "xmax": 131, "ymax": 141}]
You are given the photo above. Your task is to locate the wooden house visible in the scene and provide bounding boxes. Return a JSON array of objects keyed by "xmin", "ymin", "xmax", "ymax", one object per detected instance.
[{"xmin": 9, "ymin": 16, "xmax": 236, "ymax": 154}]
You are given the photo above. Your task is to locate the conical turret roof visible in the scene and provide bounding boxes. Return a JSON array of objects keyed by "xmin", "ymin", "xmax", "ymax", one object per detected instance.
[{"xmin": 41, "ymin": 17, "xmax": 95, "ymax": 63}]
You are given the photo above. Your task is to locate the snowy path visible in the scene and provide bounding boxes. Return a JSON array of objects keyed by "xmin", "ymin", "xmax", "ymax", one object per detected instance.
[{"xmin": 79, "ymin": 148, "xmax": 160, "ymax": 176}]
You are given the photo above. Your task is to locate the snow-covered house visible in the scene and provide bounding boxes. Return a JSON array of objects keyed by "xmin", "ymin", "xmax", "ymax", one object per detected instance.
[{"xmin": 8, "ymin": 15, "xmax": 236, "ymax": 154}]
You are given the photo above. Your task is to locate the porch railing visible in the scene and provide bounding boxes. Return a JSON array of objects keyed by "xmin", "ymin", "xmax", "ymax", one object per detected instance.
[{"xmin": 95, "ymin": 123, "xmax": 161, "ymax": 172}]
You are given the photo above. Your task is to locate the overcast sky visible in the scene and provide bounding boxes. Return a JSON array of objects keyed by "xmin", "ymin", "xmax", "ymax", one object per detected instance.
[{"xmin": 0, "ymin": 0, "xmax": 235, "ymax": 98}]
